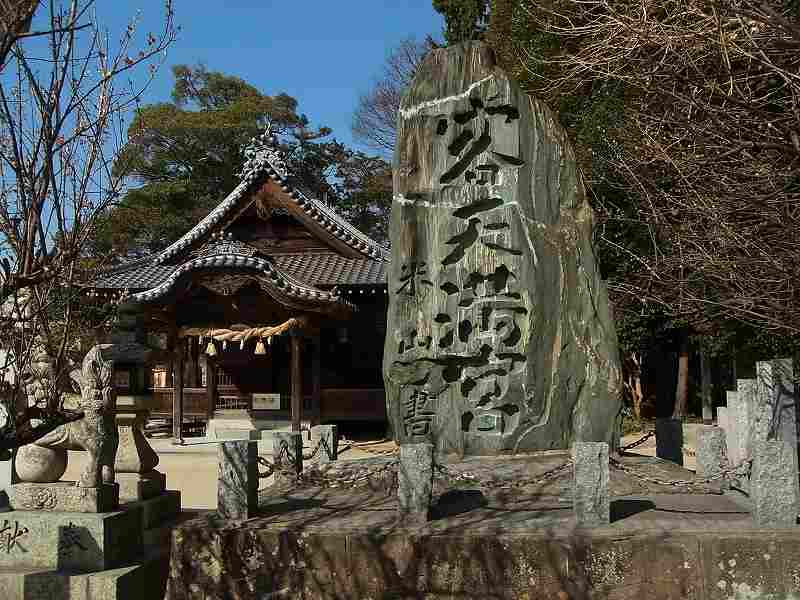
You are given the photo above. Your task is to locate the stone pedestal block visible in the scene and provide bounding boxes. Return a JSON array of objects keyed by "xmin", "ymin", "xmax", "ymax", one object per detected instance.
[
  {"xmin": 696, "ymin": 426, "xmax": 727, "ymax": 481},
  {"xmin": 311, "ymin": 425, "xmax": 338, "ymax": 465},
  {"xmin": 655, "ymin": 418, "xmax": 684, "ymax": 466},
  {"xmin": 751, "ymin": 440, "xmax": 799, "ymax": 528},
  {"xmin": 117, "ymin": 470, "xmax": 165, "ymax": 502},
  {"xmin": 9, "ymin": 482, "xmax": 119, "ymax": 513},
  {"xmin": 217, "ymin": 441, "xmax": 257, "ymax": 520},
  {"xmin": 272, "ymin": 432, "xmax": 303, "ymax": 484},
  {"xmin": 114, "ymin": 409, "xmax": 159, "ymax": 475},
  {"xmin": 122, "ymin": 490, "xmax": 180, "ymax": 530},
  {"xmin": 572, "ymin": 442, "xmax": 610, "ymax": 527},
  {"xmin": 398, "ymin": 443, "xmax": 434, "ymax": 525},
  {"xmin": 0, "ymin": 507, "xmax": 142, "ymax": 571}
]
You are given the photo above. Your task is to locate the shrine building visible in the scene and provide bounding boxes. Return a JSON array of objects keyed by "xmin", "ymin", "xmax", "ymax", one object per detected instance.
[{"xmin": 88, "ymin": 132, "xmax": 389, "ymax": 440}]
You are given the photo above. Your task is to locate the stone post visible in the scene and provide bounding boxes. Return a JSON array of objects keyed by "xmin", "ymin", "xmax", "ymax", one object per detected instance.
[
  {"xmin": 397, "ymin": 442, "xmax": 434, "ymax": 525},
  {"xmin": 717, "ymin": 406, "xmax": 729, "ymax": 433},
  {"xmin": 735, "ymin": 379, "xmax": 756, "ymax": 463},
  {"xmin": 655, "ymin": 417, "xmax": 684, "ymax": 466},
  {"xmin": 751, "ymin": 440, "xmax": 799, "ymax": 528},
  {"xmin": 311, "ymin": 424, "xmax": 338, "ymax": 465},
  {"xmin": 755, "ymin": 359, "xmax": 797, "ymax": 449},
  {"xmin": 217, "ymin": 440, "xmax": 258, "ymax": 520},
  {"xmin": 273, "ymin": 431, "xmax": 303, "ymax": 485},
  {"xmin": 696, "ymin": 426, "xmax": 727, "ymax": 482},
  {"xmin": 724, "ymin": 391, "xmax": 740, "ymax": 465},
  {"xmin": 573, "ymin": 442, "xmax": 610, "ymax": 527}
]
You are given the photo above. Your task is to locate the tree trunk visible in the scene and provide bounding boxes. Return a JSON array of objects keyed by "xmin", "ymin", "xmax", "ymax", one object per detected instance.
[{"xmin": 673, "ymin": 332, "xmax": 689, "ymax": 419}]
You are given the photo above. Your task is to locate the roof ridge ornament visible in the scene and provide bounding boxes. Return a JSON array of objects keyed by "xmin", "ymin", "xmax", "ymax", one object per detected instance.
[{"xmin": 238, "ymin": 127, "xmax": 288, "ymax": 180}]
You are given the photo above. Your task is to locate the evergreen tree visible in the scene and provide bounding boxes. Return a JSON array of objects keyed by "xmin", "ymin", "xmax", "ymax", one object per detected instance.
[
  {"xmin": 432, "ymin": 0, "xmax": 489, "ymax": 44},
  {"xmin": 93, "ymin": 65, "xmax": 334, "ymax": 259}
]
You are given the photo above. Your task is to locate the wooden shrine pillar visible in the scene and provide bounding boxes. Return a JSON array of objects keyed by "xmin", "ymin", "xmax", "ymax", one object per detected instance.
[
  {"xmin": 173, "ymin": 336, "xmax": 185, "ymax": 445},
  {"xmin": 206, "ymin": 355, "xmax": 218, "ymax": 419},
  {"xmin": 311, "ymin": 336, "xmax": 321, "ymax": 426},
  {"xmin": 291, "ymin": 332, "xmax": 303, "ymax": 432},
  {"xmin": 189, "ymin": 337, "xmax": 201, "ymax": 388}
]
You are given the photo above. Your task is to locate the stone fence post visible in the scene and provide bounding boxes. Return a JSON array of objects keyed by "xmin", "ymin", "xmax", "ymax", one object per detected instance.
[
  {"xmin": 311, "ymin": 424, "xmax": 338, "ymax": 465},
  {"xmin": 751, "ymin": 440, "xmax": 799, "ymax": 528},
  {"xmin": 655, "ymin": 418, "xmax": 683, "ymax": 466},
  {"xmin": 273, "ymin": 431, "xmax": 303, "ymax": 485},
  {"xmin": 398, "ymin": 442, "xmax": 434, "ymax": 525},
  {"xmin": 573, "ymin": 442, "xmax": 610, "ymax": 527},
  {"xmin": 217, "ymin": 440, "xmax": 258, "ymax": 520},
  {"xmin": 696, "ymin": 426, "xmax": 726, "ymax": 483}
]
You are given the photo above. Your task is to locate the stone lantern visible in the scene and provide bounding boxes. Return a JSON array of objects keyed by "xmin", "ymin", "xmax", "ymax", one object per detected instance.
[{"xmin": 107, "ymin": 302, "xmax": 166, "ymax": 502}]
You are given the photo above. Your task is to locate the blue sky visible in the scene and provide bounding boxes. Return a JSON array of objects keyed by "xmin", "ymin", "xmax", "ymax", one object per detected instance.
[{"xmin": 98, "ymin": 1, "xmax": 444, "ymax": 154}]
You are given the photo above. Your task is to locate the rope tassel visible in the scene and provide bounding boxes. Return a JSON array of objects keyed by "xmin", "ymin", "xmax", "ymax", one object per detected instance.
[
  {"xmin": 255, "ymin": 339, "xmax": 266, "ymax": 355},
  {"xmin": 206, "ymin": 340, "xmax": 217, "ymax": 356}
]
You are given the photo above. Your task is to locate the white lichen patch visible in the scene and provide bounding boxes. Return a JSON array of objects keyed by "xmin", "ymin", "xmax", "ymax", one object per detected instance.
[{"xmin": 587, "ymin": 548, "xmax": 630, "ymax": 586}]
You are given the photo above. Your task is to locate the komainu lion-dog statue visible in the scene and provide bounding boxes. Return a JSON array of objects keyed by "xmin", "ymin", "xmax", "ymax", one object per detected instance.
[{"xmin": 15, "ymin": 344, "xmax": 119, "ymax": 487}]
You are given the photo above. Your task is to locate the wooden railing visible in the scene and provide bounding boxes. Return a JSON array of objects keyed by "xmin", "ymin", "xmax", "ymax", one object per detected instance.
[{"xmin": 148, "ymin": 386, "xmax": 386, "ymax": 422}]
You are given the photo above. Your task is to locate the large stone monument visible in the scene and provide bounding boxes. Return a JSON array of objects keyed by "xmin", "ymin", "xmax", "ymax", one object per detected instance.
[{"xmin": 384, "ymin": 42, "xmax": 622, "ymax": 455}]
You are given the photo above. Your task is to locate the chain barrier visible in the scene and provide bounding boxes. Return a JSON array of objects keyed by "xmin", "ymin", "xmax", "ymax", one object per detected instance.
[
  {"xmin": 620, "ymin": 429, "xmax": 696, "ymax": 457},
  {"xmin": 302, "ymin": 437, "xmax": 323, "ymax": 461},
  {"xmin": 338, "ymin": 436, "xmax": 398, "ymax": 457},
  {"xmin": 609, "ymin": 455, "xmax": 752, "ymax": 490},
  {"xmin": 434, "ymin": 459, "xmax": 574, "ymax": 490},
  {"xmin": 289, "ymin": 458, "xmax": 400, "ymax": 489},
  {"xmin": 257, "ymin": 456, "xmax": 275, "ymax": 478},
  {"xmin": 619, "ymin": 430, "xmax": 655, "ymax": 452}
]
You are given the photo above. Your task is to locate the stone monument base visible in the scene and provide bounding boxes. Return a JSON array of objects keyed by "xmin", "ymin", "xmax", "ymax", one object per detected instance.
[
  {"xmin": 122, "ymin": 490, "xmax": 181, "ymax": 530},
  {"xmin": 0, "ymin": 489, "xmax": 183, "ymax": 600},
  {"xmin": 117, "ymin": 470, "xmax": 165, "ymax": 502},
  {"xmin": 0, "ymin": 507, "xmax": 141, "ymax": 572},
  {"xmin": 9, "ymin": 482, "xmax": 119, "ymax": 513},
  {"xmin": 0, "ymin": 550, "xmax": 168, "ymax": 600}
]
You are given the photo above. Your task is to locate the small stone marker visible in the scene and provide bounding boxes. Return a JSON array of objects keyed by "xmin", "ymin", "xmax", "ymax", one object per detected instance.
[
  {"xmin": 217, "ymin": 441, "xmax": 257, "ymax": 520},
  {"xmin": 572, "ymin": 442, "xmax": 610, "ymax": 527},
  {"xmin": 751, "ymin": 440, "xmax": 799, "ymax": 528},
  {"xmin": 655, "ymin": 417, "xmax": 684, "ymax": 466},
  {"xmin": 273, "ymin": 431, "xmax": 303, "ymax": 485},
  {"xmin": 311, "ymin": 424, "xmax": 338, "ymax": 465},
  {"xmin": 696, "ymin": 426, "xmax": 727, "ymax": 482},
  {"xmin": 397, "ymin": 443, "xmax": 434, "ymax": 525}
]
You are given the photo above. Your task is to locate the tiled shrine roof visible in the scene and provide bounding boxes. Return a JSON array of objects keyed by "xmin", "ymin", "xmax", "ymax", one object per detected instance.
[
  {"xmin": 93, "ymin": 249, "xmax": 387, "ymax": 291},
  {"xmin": 89, "ymin": 132, "xmax": 388, "ymax": 306},
  {"xmin": 152, "ymin": 131, "xmax": 389, "ymax": 265}
]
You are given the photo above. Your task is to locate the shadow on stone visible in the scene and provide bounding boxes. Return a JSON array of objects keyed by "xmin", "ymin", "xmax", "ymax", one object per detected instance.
[
  {"xmin": 258, "ymin": 494, "xmax": 326, "ymax": 516},
  {"xmin": 56, "ymin": 523, "xmax": 103, "ymax": 572},
  {"xmin": 610, "ymin": 499, "xmax": 656, "ymax": 522},
  {"xmin": 23, "ymin": 571, "xmax": 70, "ymax": 599},
  {"xmin": 429, "ymin": 489, "xmax": 488, "ymax": 520}
]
